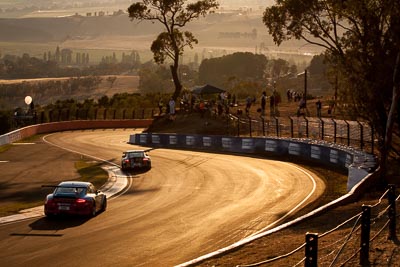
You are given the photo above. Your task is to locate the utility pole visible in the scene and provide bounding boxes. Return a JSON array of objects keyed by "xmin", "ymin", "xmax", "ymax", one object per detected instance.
[{"xmin": 304, "ymin": 69, "xmax": 308, "ymax": 107}]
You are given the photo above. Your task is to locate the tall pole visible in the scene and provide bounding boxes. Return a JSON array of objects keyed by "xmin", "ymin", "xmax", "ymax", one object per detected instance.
[{"xmin": 304, "ymin": 69, "xmax": 308, "ymax": 107}]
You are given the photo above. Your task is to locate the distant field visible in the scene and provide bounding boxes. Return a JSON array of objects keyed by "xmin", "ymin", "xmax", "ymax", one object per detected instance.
[
  {"xmin": 0, "ymin": 75, "xmax": 140, "ymax": 109},
  {"xmin": 0, "ymin": 40, "xmax": 154, "ymax": 64}
]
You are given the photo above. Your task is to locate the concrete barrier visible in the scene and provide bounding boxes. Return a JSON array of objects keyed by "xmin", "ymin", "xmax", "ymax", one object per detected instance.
[
  {"xmin": 130, "ymin": 133, "xmax": 378, "ymax": 192},
  {"xmin": 0, "ymin": 119, "xmax": 153, "ymax": 146}
]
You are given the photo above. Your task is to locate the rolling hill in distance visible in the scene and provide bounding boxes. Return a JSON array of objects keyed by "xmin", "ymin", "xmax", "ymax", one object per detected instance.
[{"xmin": 0, "ymin": 1, "xmax": 321, "ymax": 63}]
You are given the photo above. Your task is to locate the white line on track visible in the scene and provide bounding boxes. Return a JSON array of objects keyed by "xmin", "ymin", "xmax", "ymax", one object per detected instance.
[
  {"xmin": 0, "ymin": 134, "xmax": 132, "ymax": 225},
  {"xmin": 175, "ymin": 161, "xmax": 318, "ymax": 267},
  {"xmin": 42, "ymin": 133, "xmax": 130, "ymax": 200},
  {"xmin": 12, "ymin": 143, "xmax": 35, "ymax": 145},
  {"xmin": 250, "ymin": 161, "xmax": 317, "ymax": 236}
]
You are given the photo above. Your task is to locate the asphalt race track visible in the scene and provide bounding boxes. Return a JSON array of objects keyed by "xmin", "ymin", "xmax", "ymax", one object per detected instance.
[{"xmin": 0, "ymin": 129, "xmax": 325, "ymax": 267}]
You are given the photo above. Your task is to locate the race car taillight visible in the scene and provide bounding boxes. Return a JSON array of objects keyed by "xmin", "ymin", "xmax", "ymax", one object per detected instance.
[
  {"xmin": 76, "ymin": 198, "xmax": 87, "ymax": 204},
  {"xmin": 124, "ymin": 159, "xmax": 130, "ymax": 163},
  {"xmin": 143, "ymin": 158, "xmax": 149, "ymax": 162},
  {"xmin": 45, "ymin": 198, "xmax": 55, "ymax": 205}
]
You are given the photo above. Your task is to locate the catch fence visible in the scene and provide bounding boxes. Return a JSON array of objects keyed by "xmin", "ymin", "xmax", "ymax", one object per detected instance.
[
  {"xmin": 235, "ymin": 185, "xmax": 399, "ymax": 267},
  {"xmin": 12, "ymin": 107, "xmax": 156, "ymax": 127},
  {"xmin": 12, "ymin": 107, "xmax": 376, "ymax": 154},
  {"xmin": 226, "ymin": 114, "xmax": 376, "ymax": 154}
]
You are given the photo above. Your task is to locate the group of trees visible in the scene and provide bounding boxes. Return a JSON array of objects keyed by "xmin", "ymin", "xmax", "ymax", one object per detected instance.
[
  {"xmin": 262, "ymin": 0, "xmax": 400, "ymax": 179},
  {"xmin": 128, "ymin": 0, "xmax": 399, "ymax": 180},
  {"xmin": 42, "ymin": 46, "xmax": 90, "ymax": 66},
  {"xmin": 0, "ymin": 76, "xmax": 103, "ymax": 110},
  {"xmin": 0, "ymin": 49, "xmax": 141, "ymax": 79},
  {"xmin": 1, "ymin": 1, "xmax": 398, "ymax": 180}
]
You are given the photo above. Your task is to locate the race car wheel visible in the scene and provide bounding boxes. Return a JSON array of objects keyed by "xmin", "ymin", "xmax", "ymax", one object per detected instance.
[
  {"xmin": 91, "ymin": 203, "xmax": 97, "ymax": 217},
  {"xmin": 101, "ymin": 197, "xmax": 107, "ymax": 212}
]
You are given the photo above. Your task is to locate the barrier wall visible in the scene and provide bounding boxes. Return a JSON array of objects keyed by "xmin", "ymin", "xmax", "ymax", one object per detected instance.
[
  {"xmin": 0, "ymin": 120, "xmax": 153, "ymax": 146},
  {"xmin": 130, "ymin": 133, "xmax": 378, "ymax": 192}
]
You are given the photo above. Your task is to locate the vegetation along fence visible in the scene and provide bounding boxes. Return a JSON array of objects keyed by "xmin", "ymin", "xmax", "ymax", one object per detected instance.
[{"xmin": 234, "ymin": 185, "xmax": 399, "ymax": 267}]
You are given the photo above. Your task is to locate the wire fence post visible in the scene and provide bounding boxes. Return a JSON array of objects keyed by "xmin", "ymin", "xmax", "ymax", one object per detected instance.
[
  {"xmin": 333, "ymin": 119, "xmax": 337, "ymax": 143},
  {"xmin": 345, "ymin": 120, "xmax": 350, "ymax": 146},
  {"xmin": 248, "ymin": 116, "xmax": 252, "ymax": 137},
  {"xmin": 371, "ymin": 124, "xmax": 374, "ymax": 154},
  {"xmin": 237, "ymin": 117, "xmax": 240, "ymax": 137},
  {"xmin": 305, "ymin": 232, "xmax": 318, "ymax": 267},
  {"xmin": 360, "ymin": 205, "xmax": 371, "ymax": 266},
  {"xmin": 358, "ymin": 121, "xmax": 364, "ymax": 150},
  {"xmin": 275, "ymin": 117, "xmax": 279, "ymax": 137},
  {"xmin": 289, "ymin": 116, "xmax": 293, "ymax": 138},
  {"xmin": 304, "ymin": 116, "xmax": 309, "ymax": 138},
  {"xmin": 388, "ymin": 184, "xmax": 397, "ymax": 241},
  {"xmin": 320, "ymin": 118, "xmax": 324, "ymax": 140},
  {"xmin": 262, "ymin": 116, "xmax": 265, "ymax": 137}
]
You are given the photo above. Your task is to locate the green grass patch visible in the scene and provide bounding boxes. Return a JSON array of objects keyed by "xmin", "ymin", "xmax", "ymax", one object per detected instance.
[
  {"xmin": 0, "ymin": 144, "xmax": 11, "ymax": 153},
  {"xmin": 0, "ymin": 159, "xmax": 109, "ymax": 217},
  {"xmin": 15, "ymin": 134, "xmax": 44, "ymax": 143},
  {"xmin": 0, "ymin": 201, "xmax": 44, "ymax": 217},
  {"xmin": 75, "ymin": 160, "xmax": 109, "ymax": 189}
]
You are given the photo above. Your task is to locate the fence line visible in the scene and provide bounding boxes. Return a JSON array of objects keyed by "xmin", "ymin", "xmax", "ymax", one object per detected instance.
[
  {"xmin": 226, "ymin": 114, "xmax": 376, "ymax": 154},
  {"xmin": 12, "ymin": 107, "xmax": 375, "ymax": 154}
]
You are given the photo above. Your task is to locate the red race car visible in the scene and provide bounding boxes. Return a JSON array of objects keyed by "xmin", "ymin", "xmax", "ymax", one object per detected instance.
[{"xmin": 44, "ymin": 181, "xmax": 107, "ymax": 217}]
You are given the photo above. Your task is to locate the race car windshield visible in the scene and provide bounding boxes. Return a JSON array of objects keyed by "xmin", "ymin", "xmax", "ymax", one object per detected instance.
[
  {"xmin": 55, "ymin": 187, "xmax": 86, "ymax": 195},
  {"xmin": 128, "ymin": 152, "xmax": 144, "ymax": 158}
]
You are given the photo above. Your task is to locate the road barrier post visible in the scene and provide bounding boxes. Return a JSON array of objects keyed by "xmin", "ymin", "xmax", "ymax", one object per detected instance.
[
  {"xmin": 305, "ymin": 232, "xmax": 318, "ymax": 267},
  {"xmin": 274, "ymin": 117, "xmax": 279, "ymax": 137},
  {"xmin": 304, "ymin": 116, "xmax": 309, "ymax": 138},
  {"xmin": 237, "ymin": 117, "xmax": 240, "ymax": 137},
  {"xmin": 345, "ymin": 120, "xmax": 350, "ymax": 146},
  {"xmin": 289, "ymin": 116, "xmax": 293, "ymax": 138},
  {"xmin": 333, "ymin": 119, "xmax": 337, "ymax": 143},
  {"xmin": 360, "ymin": 205, "xmax": 371, "ymax": 266},
  {"xmin": 262, "ymin": 117, "xmax": 265, "ymax": 137},
  {"xmin": 248, "ymin": 116, "xmax": 252, "ymax": 137},
  {"xmin": 320, "ymin": 118, "xmax": 324, "ymax": 140},
  {"xmin": 356, "ymin": 121, "xmax": 364, "ymax": 150},
  {"xmin": 388, "ymin": 184, "xmax": 397, "ymax": 241}
]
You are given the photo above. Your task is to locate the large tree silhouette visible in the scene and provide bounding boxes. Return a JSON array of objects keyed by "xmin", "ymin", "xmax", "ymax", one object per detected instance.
[
  {"xmin": 263, "ymin": 0, "xmax": 400, "ymax": 181},
  {"xmin": 128, "ymin": 0, "xmax": 219, "ymax": 100}
]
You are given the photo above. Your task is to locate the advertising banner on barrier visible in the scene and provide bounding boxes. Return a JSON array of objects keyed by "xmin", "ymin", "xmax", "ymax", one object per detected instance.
[{"xmin": 128, "ymin": 132, "xmax": 377, "ymax": 191}]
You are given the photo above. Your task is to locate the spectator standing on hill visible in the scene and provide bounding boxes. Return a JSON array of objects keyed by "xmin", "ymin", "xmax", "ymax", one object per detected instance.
[
  {"xmin": 316, "ymin": 99, "xmax": 322, "ymax": 117},
  {"xmin": 158, "ymin": 98, "xmax": 163, "ymax": 115},
  {"xmin": 199, "ymin": 100, "xmax": 206, "ymax": 118},
  {"xmin": 168, "ymin": 97, "xmax": 176, "ymax": 121},
  {"xmin": 260, "ymin": 91, "xmax": 267, "ymax": 117},
  {"xmin": 246, "ymin": 95, "xmax": 252, "ymax": 115},
  {"xmin": 269, "ymin": 93, "xmax": 275, "ymax": 116}
]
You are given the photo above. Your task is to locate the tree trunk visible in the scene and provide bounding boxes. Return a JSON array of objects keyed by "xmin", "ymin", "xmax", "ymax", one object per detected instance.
[
  {"xmin": 381, "ymin": 52, "xmax": 400, "ymax": 181},
  {"xmin": 170, "ymin": 53, "xmax": 182, "ymax": 101}
]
